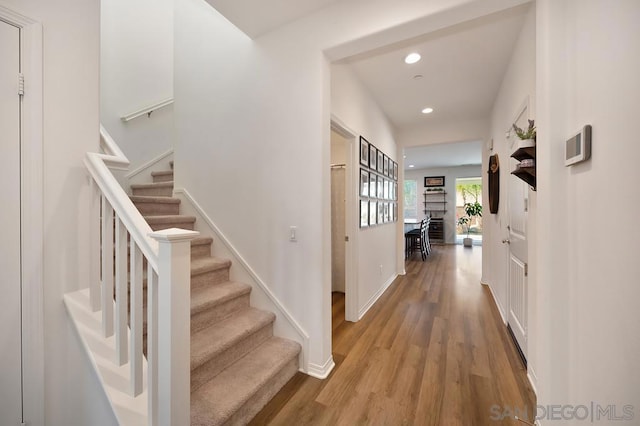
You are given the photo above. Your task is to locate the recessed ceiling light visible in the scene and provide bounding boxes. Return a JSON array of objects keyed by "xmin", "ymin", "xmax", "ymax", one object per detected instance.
[
  {"xmin": 421, "ymin": 107, "xmax": 434, "ymax": 114},
  {"xmin": 409, "ymin": 164, "xmax": 415, "ymax": 168},
  {"xmin": 404, "ymin": 53, "xmax": 421, "ymax": 64}
]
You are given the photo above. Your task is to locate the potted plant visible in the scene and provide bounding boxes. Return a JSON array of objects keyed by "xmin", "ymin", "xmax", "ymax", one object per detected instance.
[
  {"xmin": 512, "ymin": 119, "xmax": 536, "ymax": 149},
  {"xmin": 457, "ymin": 201, "xmax": 482, "ymax": 247}
]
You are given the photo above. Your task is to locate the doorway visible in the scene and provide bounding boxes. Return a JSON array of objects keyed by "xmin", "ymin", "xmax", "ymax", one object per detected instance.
[
  {"xmin": 330, "ymin": 120, "xmax": 358, "ymax": 324},
  {"xmin": 455, "ymin": 177, "xmax": 483, "ymax": 245},
  {"xmin": 0, "ymin": 17, "xmax": 24, "ymax": 425}
]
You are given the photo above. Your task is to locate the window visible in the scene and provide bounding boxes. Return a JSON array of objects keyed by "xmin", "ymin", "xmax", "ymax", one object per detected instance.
[{"xmin": 403, "ymin": 180, "xmax": 418, "ymax": 220}]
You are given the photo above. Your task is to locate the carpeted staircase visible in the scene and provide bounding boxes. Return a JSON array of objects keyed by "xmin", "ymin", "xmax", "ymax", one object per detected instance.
[{"xmin": 130, "ymin": 162, "xmax": 300, "ymax": 425}]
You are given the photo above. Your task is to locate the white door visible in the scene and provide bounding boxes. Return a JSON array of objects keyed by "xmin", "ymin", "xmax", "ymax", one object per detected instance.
[
  {"xmin": 0, "ymin": 19, "xmax": 23, "ymax": 425},
  {"xmin": 505, "ymin": 110, "xmax": 530, "ymax": 361}
]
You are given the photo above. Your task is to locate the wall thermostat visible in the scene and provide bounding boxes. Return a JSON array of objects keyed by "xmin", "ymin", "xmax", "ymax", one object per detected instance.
[{"xmin": 565, "ymin": 125, "xmax": 592, "ymax": 166}]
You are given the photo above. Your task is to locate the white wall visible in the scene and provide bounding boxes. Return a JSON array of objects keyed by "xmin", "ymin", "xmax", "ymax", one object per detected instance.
[
  {"xmin": 331, "ymin": 64, "xmax": 399, "ymax": 318},
  {"xmin": 482, "ymin": 2, "xmax": 537, "ymax": 383},
  {"xmin": 0, "ymin": 0, "xmax": 116, "ymax": 424},
  {"xmin": 100, "ymin": 0, "xmax": 173, "ymax": 171},
  {"xmin": 404, "ymin": 165, "xmax": 482, "ymax": 244},
  {"xmin": 536, "ymin": 0, "xmax": 640, "ymax": 416},
  {"xmin": 174, "ymin": 0, "xmax": 506, "ymax": 373}
]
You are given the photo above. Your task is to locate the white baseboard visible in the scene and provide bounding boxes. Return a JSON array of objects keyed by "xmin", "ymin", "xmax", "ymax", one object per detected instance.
[
  {"xmin": 306, "ymin": 356, "xmax": 336, "ymax": 379},
  {"xmin": 527, "ymin": 366, "xmax": 538, "ymax": 396},
  {"xmin": 482, "ymin": 280, "xmax": 507, "ymax": 324},
  {"xmin": 358, "ymin": 274, "xmax": 397, "ymax": 320},
  {"xmin": 173, "ymin": 188, "xmax": 311, "ymax": 373}
]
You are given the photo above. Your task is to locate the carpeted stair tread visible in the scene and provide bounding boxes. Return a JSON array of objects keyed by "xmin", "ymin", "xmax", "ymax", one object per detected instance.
[
  {"xmin": 191, "ymin": 256, "xmax": 232, "ymax": 276},
  {"xmin": 130, "ymin": 195, "xmax": 180, "ymax": 204},
  {"xmin": 130, "ymin": 181, "xmax": 174, "ymax": 190},
  {"xmin": 192, "ymin": 236, "xmax": 213, "ymax": 246},
  {"xmin": 191, "ymin": 307, "xmax": 275, "ymax": 370},
  {"xmin": 144, "ymin": 215, "xmax": 196, "ymax": 229},
  {"xmin": 151, "ymin": 170, "xmax": 174, "ymax": 177},
  {"xmin": 191, "ymin": 337, "xmax": 301, "ymax": 426},
  {"xmin": 191, "ymin": 281, "xmax": 250, "ymax": 316}
]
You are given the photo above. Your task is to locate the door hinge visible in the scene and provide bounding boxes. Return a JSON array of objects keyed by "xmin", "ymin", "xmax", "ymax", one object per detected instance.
[
  {"xmin": 18, "ymin": 73, "xmax": 24, "ymax": 96},
  {"xmin": 524, "ymin": 263, "xmax": 528, "ymax": 277},
  {"xmin": 524, "ymin": 198, "xmax": 529, "ymax": 212},
  {"xmin": 345, "ymin": 235, "xmax": 349, "ymax": 242}
]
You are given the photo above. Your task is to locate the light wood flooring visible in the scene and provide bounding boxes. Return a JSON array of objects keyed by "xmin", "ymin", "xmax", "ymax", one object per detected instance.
[{"xmin": 250, "ymin": 245, "xmax": 536, "ymax": 425}]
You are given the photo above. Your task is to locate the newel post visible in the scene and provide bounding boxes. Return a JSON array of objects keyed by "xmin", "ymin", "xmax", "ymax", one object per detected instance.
[{"xmin": 149, "ymin": 228, "xmax": 199, "ymax": 426}]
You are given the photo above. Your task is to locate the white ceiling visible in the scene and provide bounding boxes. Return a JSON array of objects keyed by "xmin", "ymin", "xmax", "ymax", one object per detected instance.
[
  {"xmin": 346, "ymin": 5, "xmax": 529, "ymax": 129},
  {"xmin": 404, "ymin": 140, "xmax": 483, "ymax": 170},
  {"xmin": 204, "ymin": 0, "xmax": 343, "ymax": 38}
]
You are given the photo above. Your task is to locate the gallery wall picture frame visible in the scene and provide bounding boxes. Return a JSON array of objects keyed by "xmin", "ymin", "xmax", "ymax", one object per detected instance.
[
  {"xmin": 383, "ymin": 179, "xmax": 389, "ymax": 200},
  {"xmin": 360, "ymin": 168, "xmax": 369, "ymax": 197},
  {"xmin": 394, "ymin": 182, "xmax": 398, "ymax": 200},
  {"xmin": 377, "ymin": 202, "xmax": 384, "ymax": 224},
  {"xmin": 377, "ymin": 151, "xmax": 384, "ymax": 173},
  {"xmin": 393, "ymin": 162, "xmax": 398, "ymax": 180},
  {"xmin": 359, "ymin": 136, "xmax": 370, "ymax": 167},
  {"xmin": 369, "ymin": 173, "xmax": 376, "ymax": 199},
  {"xmin": 360, "ymin": 200, "xmax": 369, "ymax": 228},
  {"xmin": 424, "ymin": 176, "xmax": 445, "ymax": 187},
  {"xmin": 383, "ymin": 203, "xmax": 389, "ymax": 223},
  {"xmin": 377, "ymin": 175, "xmax": 384, "ymax": 199},
  {"xmin": 387, "ymin": 158, "xmax": 393, "ymax": 177},
  {"xmin": 383, "ymin": 154, "xmax": 389, "ymax": 176},
  {"xmin": 369, "ymin": 145, "xmax": 378, "ymax": 170},
  {"xmin": 369, "ymin": 201, "xmax": 377, "ymax": 225}
]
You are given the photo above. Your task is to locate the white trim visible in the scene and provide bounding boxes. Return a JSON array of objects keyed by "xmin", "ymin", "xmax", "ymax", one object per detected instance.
[
  {"xmin": 172, "ymin": 188, "xmax": 311, "ymax": 372},
  {"xmin": 330, "ymin": 116, "xmax": 358, "ymax": 322},
  {"xmin": 0, "ymin": 5, "xmax": 45, "ymax": 425},
  {"xmin": 358, "ymin": 274, "xmax": 397, "ymax": 320},
  {"xmin": 527, "ymin": 366, "xmax": 538, "ymax": 396},
  {"xmin": 125, "ymin": 149, "xmax": 173, "ymax": 180},
  {"xmin": 307, "ymin": 356, "xmax": 335, "ymax": 379},
  {"xmin": 121, "ymin": 97, "xmax": 173, "ymax": 122},
  {"xmin": 481, "ymin": 280, "xmax": 507, "ymax": 324}
]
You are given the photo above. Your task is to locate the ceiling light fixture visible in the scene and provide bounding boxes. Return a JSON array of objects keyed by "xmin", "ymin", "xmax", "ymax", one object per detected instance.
[
  {"xmin": 409, "ymin": 164, "xmax": 415, "ymax": 168},
  {"xmin": 421, "ymin": 107, "xmax": 434, "ymax": 114},
  {"xmin": 404, "ymin": 53, "xmax": 421, "ymax": 64}
]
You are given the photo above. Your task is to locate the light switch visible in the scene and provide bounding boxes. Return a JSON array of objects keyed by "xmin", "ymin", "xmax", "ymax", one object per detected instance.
[{"xmin": 289, "ymin": 226, "xmax": 297, "ymax": 242}]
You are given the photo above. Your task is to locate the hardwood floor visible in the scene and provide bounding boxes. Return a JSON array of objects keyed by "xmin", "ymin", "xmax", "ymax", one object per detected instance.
[{"xmin": 250, "ymin": 245, "xmax": 535, "ymax": 425}]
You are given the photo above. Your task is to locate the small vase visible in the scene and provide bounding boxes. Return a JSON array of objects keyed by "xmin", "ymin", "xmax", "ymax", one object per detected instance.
[
  {"xmin": 463, "ymin": 237, "xmax": 473, "ymax": 247},
  {"xmin": 516, "ymin": 139, "xmax": 535, "ymax": 149}
]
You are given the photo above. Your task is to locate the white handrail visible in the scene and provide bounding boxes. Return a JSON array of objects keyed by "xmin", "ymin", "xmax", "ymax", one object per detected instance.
[
  {"xmin": 84, "ymin": 126, "xmax": 159, "ymax": 271},
  {"xmin": 121, "ymin": 98, "xmax": 173, "ymax": 122}
]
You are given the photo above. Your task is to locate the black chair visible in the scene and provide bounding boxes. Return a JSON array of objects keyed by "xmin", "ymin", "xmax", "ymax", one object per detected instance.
[{"xmin": 405, "ymin": 218, "xmax": 430, "ymax": 260}]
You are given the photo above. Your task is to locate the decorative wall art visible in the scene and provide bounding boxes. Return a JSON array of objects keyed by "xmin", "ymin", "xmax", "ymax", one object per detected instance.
[
  {"xmin": 358, "ymin": 136, "xmax": 399, "ymax": 229},
  {"xmin": 360, "ymin": 136, "xmax": 369, "ymax": 167},
  {"xmin": 424, "ymin": 176, "xmax": 445, "ymax": 187}
]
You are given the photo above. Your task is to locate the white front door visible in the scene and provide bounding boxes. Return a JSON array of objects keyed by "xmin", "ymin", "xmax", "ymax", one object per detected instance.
[
  {"xmin": 506, "ymin": 112, "xmax": 530, "ymax": 361},
  {"xmin": 0, "ymin": 19, "xmax": 23, "ymax": 425}
]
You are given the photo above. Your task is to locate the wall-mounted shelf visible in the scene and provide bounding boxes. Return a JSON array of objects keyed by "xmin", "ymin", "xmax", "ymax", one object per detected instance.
[
  {"xmin": 511, "ymin": 146, "xmax": 536, "ymax": 190},
  {"xmin": 423, "ymin": 191, "xmax": 447, "ymax": 215}
]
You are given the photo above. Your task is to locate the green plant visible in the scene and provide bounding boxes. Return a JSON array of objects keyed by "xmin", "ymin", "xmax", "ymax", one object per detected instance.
[
  {"xmin": 512, "ymin": 119, "xmax": 536, "ymax": 141},
  {"xmin": 458, "ymin": 201, "xmax": 483, "ymax": 237}
]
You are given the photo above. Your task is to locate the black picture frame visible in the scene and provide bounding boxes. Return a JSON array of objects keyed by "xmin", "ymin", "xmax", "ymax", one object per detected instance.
[
  {"xmin": 383, "ymin": 154, "xmax": 389, "ymax": 176},
  {"xmin": 369, "ymin": 201, "xmax": 377, "ymax": 226},
  {"xmin": 369, "ymin": 145, "xmax": 377, "ymax": 170},
  {"xmin": 369, "ymin": 173, "xmax": 376, "ymax": 199},
  {"xmin": 383, "ymin": 179, "xmax": 389, "ymax": 200},
  {"xmin": 377, "ymin": 175, "xmax": 384, "ymax": 199},
  {"xmin": 377, "ymin": 201, "xmax": 384, "ymax": 224},
  {"xmin": 359, "ymin": 136, "xmax": 369, "ymax": 167},
  {"xmin": 393, "ymin": 162, "xmax": 398, "ymax": 180},
  {"xmin": 424, "ymin": 176, "xmax": 445, "ymax": 187},
  {"xmin": 377, "ymin": 151, "xmax": 384, "ymax": 173},
  {"xmin": 360, "ymin": 168, "xmax": 369, "ymax": 197},
  {"xmin": 360, "ymin": 200, "xmax": 369, "ymax": 228}
]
